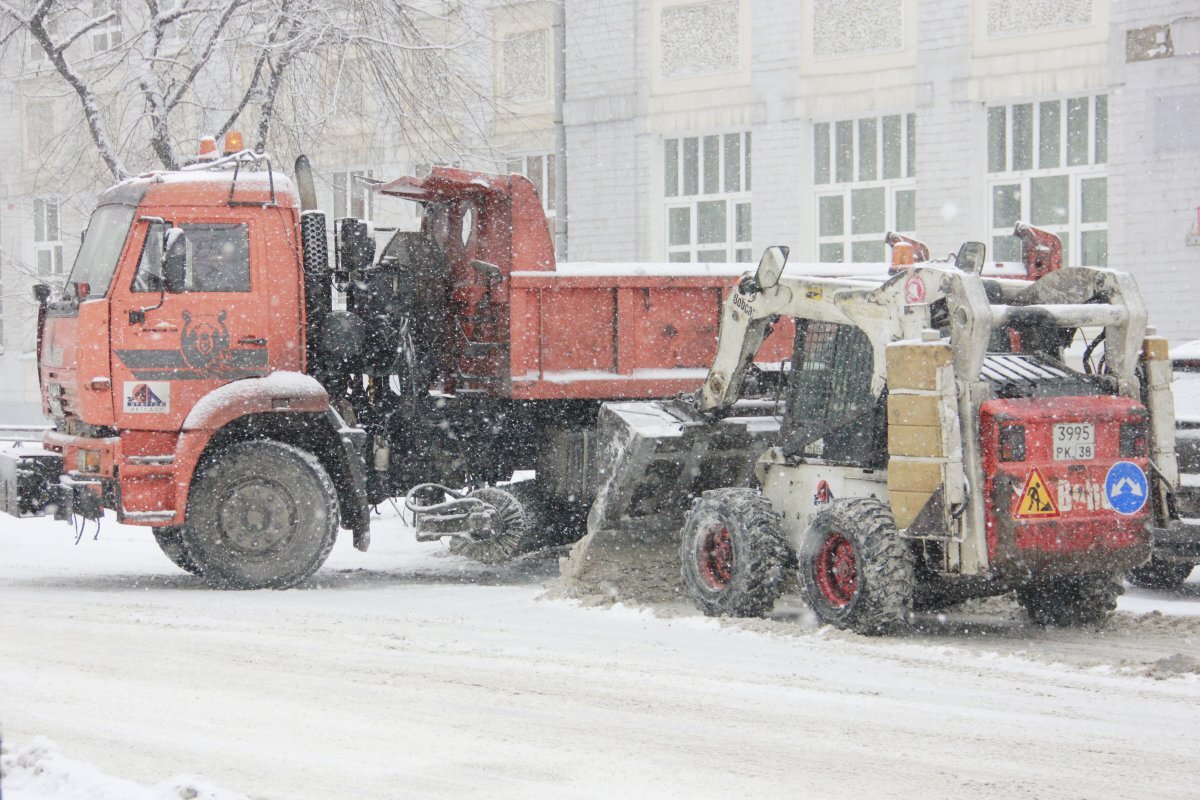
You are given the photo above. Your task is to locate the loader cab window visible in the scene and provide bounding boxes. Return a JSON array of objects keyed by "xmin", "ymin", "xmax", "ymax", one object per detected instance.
[
  {"xmin": 784, "ymin": 320, "xmax": 882, "ymax": 465},
  {"xmin": 132, "ymin": 222, "xmax": 251, "ymax": 293}
]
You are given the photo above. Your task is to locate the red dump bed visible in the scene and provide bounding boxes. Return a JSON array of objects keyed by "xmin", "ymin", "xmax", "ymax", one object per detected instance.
[
  {"xmin": 378, "ymin": 166, "xmax": 792, "ymax": 402},
  {"xmin": 508, "ymin": 268, "xmax": 794, "ymax": 401}
]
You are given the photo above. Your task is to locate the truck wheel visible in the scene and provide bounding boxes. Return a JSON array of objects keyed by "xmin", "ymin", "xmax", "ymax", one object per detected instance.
[
  {"xmin": 182, "ymin": 441, "xmax": 339, "ymax": 589},
  {"xmin": 680, "ymin": 489, "xmax": 792, "ymax": 617},
  {"xmin": 152, "ymin": 526, "xmax": 200, "ymax": 576},
  {"xmin": 1127, "ymin": 557, "xmax": 1195, "ymax": 590},
  {"xmin": 1016, "ymin": 573, "xmax": 1123, "ymax": 626},
  {"xmin": 797, "ymin": 498, "xmax": 915, "ymax": 635},
  {"xmin": 447, "ymin": 486, "xmax": 533, "ymax": 565}
]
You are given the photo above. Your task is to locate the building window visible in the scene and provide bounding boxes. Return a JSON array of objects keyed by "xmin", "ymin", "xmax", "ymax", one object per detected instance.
[
  {"xmin": 90, "ymin": 0, "xmax": 123, "ymax": 53},
  {"xmin": 660, "ymin": 0, "xmax": 740, "ymax": 79},
  {"xmin": 664, "ymin": 132, "xmax": 751, "ymax": 263},
  {"xmin": 332, "ymin": 170, "xmax": 373, "ymax": 220},
  {"xmin": 814, "ymin": 114, "xmax": 916, "ymax": 262},
  {"xmin": 507, "ymin": 153, "xmax": 556, "ymax": 217},
  {"xmin": 501, "ymin": 30, "xmax": 549, "ymax": 103},
  {"xmin": 34, "ymin": 199, "xmax": 63, "ymax": 277},
  {"xmin": 987, "ymin": 94, "xmax": 1107, "ymax": 266}
]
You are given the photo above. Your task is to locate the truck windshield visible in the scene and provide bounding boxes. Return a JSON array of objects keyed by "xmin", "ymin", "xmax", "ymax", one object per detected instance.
[{"xmin": 64, "ymin": 203, "xmax": 137, "ymax": 298}]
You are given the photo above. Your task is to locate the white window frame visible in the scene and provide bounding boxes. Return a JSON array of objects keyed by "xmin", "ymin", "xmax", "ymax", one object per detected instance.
[
  {"xmin": 986, "ymin": 94, "xmax": 1107, "ymax": 267},
  {"xmin": 814, "ymin": 113, "xmax": 916, "ymax": 263},
  {"xmin": 33, "ymin": 198, "xmax": 64, "ymax": 278},
  {"xmin": 664, "ymin": 131, "xmax": 752, "ymax": 263},
  {"xmin": 332, "ymin": 170, "xmax": 374, "ymax": 221},
  {"xmin": 90, "ymin": 0, "xmax": 123, "ymax": 53}
]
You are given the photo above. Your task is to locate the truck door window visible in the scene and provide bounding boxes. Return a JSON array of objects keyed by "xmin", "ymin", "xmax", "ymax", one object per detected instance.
[
  {"xmin": 131, "ymin": 220, "xmax": 167, "ymax": 293},
  {"xmin": 131, "ymin": 222, "xmax": 251, "ymax": 293},
  {"xmin": 785, "ymin": 320, "xmax": 878, "ymax": 462},
  {"xmin": 184, "ymin": 223, "xmax": 251, "ymax": 292}
]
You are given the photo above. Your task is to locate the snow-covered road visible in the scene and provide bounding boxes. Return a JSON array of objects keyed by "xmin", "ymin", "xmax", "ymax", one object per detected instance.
[{"xmin": 2, "ymin": 510, "xmax": 1198, "ymax": 799}]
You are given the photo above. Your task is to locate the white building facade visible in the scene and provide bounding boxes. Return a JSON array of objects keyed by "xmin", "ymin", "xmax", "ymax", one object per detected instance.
[{"xmin": 1, "ymin": 0, "xmax": 1198, "ymax": 421}]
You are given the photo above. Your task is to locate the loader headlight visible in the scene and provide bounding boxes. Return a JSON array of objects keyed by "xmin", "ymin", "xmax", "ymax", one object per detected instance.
[
  {"xmin": 999, "ymin": 424, "xmax": 1026, "ymax": 462},
  {"xmin": 1120, "ymin": 421, "xmax": 1148, "ymax": 458}
]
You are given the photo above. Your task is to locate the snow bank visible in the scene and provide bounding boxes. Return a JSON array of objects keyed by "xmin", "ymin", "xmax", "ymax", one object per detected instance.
[{"xmin": 0, "ymin": 737, "xmax": 245, "ymax": 800}]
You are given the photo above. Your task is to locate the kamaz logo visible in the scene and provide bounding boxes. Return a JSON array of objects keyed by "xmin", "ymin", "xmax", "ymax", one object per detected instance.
[
  {"xmin": 123, "ymin": 381, "xmax": 170, "ymax": 414},
  {"xmin": 129, "ymin": 383, "xmax": 165, "ymax": 407}
]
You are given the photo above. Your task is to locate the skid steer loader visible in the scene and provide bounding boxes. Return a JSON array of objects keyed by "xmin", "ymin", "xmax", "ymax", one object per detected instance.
[{"xmin": 561, "ymin": 232, "xmax": 1180, "ymax": 633}]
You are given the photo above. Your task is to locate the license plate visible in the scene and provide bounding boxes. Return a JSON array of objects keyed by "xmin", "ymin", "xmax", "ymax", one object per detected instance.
[{"xmin": 1053, "ymin": 422, "xmax": 1094, "ymax": 461}]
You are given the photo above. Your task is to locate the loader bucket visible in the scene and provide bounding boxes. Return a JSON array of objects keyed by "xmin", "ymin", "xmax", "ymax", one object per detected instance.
[{"xmin": 557, "ymin": 399, "xmax": 781, "ymax": 602}]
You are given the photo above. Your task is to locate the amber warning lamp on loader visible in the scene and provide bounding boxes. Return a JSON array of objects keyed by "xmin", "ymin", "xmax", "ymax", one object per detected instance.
[{"xmin": 197, "ymin": 135, "xmax": 218, "ymax": 161}]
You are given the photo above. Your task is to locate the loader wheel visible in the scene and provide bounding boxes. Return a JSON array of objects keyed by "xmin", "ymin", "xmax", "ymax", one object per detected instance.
[
  {"xmin": 1127, "ymin": 557, "xmax": 1195, "ymax": 591},
  {"xmin": 182, "ymin": 441, "xmax": 339, "ymax": 589},
  {"xmin": 447, "ymin": 486, "xmax": 534, "ymax": 565},
  {"xmin": 797, "ymin": 498, "xmax": 915, "ymax": 635},
  {"xmin": 680, "ymin": 489, "xmax": 792, "ymax": 617},
  {"xmin": 1016, "ymin": 572, "xmax": 1123, "ymax": 626},
  {"xmin": 152, "ymin": 526, "xmax": 200, "ymax": 576}
]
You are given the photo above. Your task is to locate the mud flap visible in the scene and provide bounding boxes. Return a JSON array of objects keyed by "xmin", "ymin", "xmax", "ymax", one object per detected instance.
[{"xmin": 558, "ymin": 399, "xmax": 781, "ymax": 602}]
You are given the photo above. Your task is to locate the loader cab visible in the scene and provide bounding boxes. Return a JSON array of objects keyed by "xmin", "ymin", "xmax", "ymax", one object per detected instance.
[{"xmin": 782, "ymin": 319, "xmax": 886, "ymax": 467}]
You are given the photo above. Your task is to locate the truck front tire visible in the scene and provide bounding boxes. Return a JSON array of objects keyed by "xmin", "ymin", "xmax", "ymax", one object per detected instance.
[
  {"xmin": 182, "ymin": 440, "xmax": 339, "ymax": 589},
  {"xmin": 680, "ymin": 489, "xmax": 792, "ymax": 617},
  {"xmin": 152, "ymin": 526, "xmax": 200, "ymax": 576}
]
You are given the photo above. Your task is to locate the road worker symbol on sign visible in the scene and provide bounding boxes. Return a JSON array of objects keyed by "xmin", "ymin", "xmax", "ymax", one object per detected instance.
[{"xmin": 1014, "ymin": 468, "xmax": 1059, "ymax": 518}]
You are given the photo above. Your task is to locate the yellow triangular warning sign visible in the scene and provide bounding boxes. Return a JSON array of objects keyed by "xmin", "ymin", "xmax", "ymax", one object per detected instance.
[{"xmin": 1014, "ymin": 467, "xmax": 1059, "ymax": 519}]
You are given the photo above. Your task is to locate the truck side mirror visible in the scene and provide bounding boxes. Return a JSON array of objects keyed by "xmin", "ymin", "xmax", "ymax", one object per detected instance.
[
  {"xmin": 754, "ymin": 245, "xmax": 790, "ymax": 291},
  {"xmin": 32, "ymin": 283, "xmax": 51, "ymax": 304},
  {"xmin": 162, "ymin": 227, "xmax": 188, "ymax": 293},
  {"xmin": 954, "ymin": 241, "xmax": 986, "ymax": 274}
]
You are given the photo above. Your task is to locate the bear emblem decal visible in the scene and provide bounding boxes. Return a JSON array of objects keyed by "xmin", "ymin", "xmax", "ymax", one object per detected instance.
[{"xmin": 181, "ymin": 310, "xmax": 230, "ymax": 371}]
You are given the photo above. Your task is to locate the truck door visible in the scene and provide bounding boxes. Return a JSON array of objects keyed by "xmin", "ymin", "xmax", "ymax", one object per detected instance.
[{"xmin": 109, "ymin": 216, "xmax": 271, "ymax": 429}]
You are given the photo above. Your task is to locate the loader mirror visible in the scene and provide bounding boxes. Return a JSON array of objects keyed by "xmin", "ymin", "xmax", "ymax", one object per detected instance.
[
  {"xmin": 954, "ymin": 241, "xmax": 986, "ymax": 274},
  {"xmin": 162, "ymin": 227, "xmax": 188, "ymax": 293},
  {"xmin": 33, "ymin": 283, "xmax": 51, "ymax": 304},
  {"xmin": 754, "ymin": 246, "xmax": 790, "ymax": 291}
]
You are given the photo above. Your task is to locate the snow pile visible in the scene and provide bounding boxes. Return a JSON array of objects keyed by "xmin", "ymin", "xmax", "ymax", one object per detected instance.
[{"xmin": 0, "ymin": 737, "xmax": 245, "ymax": 800}]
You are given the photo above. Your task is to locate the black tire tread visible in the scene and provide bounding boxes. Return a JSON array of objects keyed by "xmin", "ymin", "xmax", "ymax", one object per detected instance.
[
  {"xmin": 1016, "ymin": 572, "xmax": 1124, "ymax": 626},
  {"xmin": 680, "ymin": 488, "xmax": 792, "ymax": 618},
  {"xmin": 798, "ymin": 497, "xmax": 915, "ymax": 635},
  {"xmin": 184, "ymin": 440, "xmax": 339, "ymax": 589},
  {"xmin": 152, "ymin": 525, "xmax": 201, "ymax": 576},
  {"xmin": 1127, "ymin": 557, "xmax": 1195, "ymax": 591}
]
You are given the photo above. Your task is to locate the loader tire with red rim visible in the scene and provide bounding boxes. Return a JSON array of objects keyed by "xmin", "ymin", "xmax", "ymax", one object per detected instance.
[
  {"xmin": 797, "ymin": 498, "xmax": 915, "ymax": 635},
  {"xmin": 182, "ymin": 440, "xmax": 339, "ymax": 589},
  {"xmin": 680, "ymin": 489, "xmax": 792, "ymax": 617}
]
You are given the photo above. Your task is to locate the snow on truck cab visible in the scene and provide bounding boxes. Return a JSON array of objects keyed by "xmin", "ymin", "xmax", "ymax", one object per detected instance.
[{"xmin": 1, "ymin": 134, "xmax": 799, "ymax": 588}]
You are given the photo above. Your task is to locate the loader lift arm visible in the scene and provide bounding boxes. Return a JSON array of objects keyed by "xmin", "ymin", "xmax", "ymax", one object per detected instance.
[{"xmin": 699, "ymin": 246, "xmax": 876, "ymax": 412}]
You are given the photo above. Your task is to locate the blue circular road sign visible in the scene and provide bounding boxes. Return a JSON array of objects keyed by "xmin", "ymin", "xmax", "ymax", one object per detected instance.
[{"xmin": 1105, "ymin": 461, "xmax": 1149, "ymax": 516}]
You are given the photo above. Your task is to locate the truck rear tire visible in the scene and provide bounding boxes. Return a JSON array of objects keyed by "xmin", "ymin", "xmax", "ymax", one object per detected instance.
[
  {"xmin": 152, "ymin": 526, "xmax": 200, "ymax": 576},
  {"xmin": 1016, "ymin": 572, "xmax": 1123, "ymax": 626},
  {"xmin": 1127, "ymin": 557, "xmax": 1195, "ymax": 591},
  {"xmin": 797, "ymin": 498, "xmax": 915, "ymax": 635},
  {"xmin": 447, "ymin": 486, "xmax": 534, "ymax": 565},
  {"xmin": 680, "ymin": 489, "xmax": 792, "ymax": 618},
  {"xmin": 182, "ymin": 441, "xmax": 339, "ymax": 589}
]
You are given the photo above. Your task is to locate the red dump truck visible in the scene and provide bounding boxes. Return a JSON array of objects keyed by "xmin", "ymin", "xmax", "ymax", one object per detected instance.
[{"xmin": 0, "ymin": 137, "xmax": 789, "ymax": 588}]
